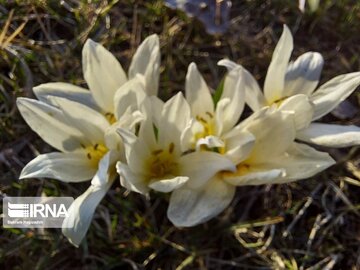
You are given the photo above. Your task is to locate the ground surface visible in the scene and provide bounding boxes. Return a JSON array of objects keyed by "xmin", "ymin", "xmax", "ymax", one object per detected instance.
[{"xmin": 0, "ymin": 0, "xmax": 360, "ymax": 269}]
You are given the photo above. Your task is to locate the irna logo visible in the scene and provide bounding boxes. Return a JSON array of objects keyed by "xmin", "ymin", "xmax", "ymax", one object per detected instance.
[
  {"xmin": 7, "ymin": 202, "xmax": 68, "ymax": 218},
  {"xmin": 3, "ymin": 196, "xmax": 74, "ymax": 228}
]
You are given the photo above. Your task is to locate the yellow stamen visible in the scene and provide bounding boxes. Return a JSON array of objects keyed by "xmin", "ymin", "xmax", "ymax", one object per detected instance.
[
  {"xmin": 148, "ymin": 143, "xmax": 178, "ymax": 179},
  {"xmin": 194, "ymin": 112, "xmax": 216, "ymax": 140},
  {"xmin": 218, "ymin": 146, "xmax": 226, "ymax": 155},
  {"xmin": 84, "ymin": 143, "xmax": 108, "ymax": 167},
  {"xmin": 104, "ymin": 112, "xmax": 116, "ymax": 124},
  {"xmin": 193, "ymin": 112, "xmax": 226, "ymax": 153}
]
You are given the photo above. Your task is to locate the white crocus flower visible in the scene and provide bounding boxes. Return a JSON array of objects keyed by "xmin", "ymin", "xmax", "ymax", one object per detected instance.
[
  {"xmin": 116, "ymin": 92, "xmax": 236, "ymax": 195},
  {"xmin": 219, "ymin": 25, "xmax": 360, "ymax": 148},
  {"xmin": 17, "ymin": 36, "xmax": 156, "ymax": 246},
  {"xmin": 181, "ymin": 62, "xmax": 255, "ymax": 162},
  {"xmin": 32, "ymin": 34, "xmax": 160, "ymax": 123},
  {"xmin": 168, "ymin": 108, "xmax": 335, "ymax": 227},
  {"xmin": 17, "ymin": 93, "xmax": 142, "ymax": 247},
  {"xmin": 165, "ymin": 63, "xmax": 256, "ymax": 226}
]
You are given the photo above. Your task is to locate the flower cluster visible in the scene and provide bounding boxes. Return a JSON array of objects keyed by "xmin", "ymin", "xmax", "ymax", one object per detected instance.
[{"xmin": 18, "ymin": 25, "xmax": 360, "ymax": 246}]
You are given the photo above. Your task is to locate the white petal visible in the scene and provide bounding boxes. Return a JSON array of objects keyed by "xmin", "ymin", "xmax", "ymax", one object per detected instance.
[
  {"xmin": 264, "ymin": 25, "xmax": 293, "ymax": 103},
  {"xmin": 217, "ymin": 59, "xmax": 239, "ymax": 70},
  {"xmin": 224, "ymin": 131, "xmax": 255, "ymax": 164},
  {"xmin": 118, "ymin": 129, "xmax": 151, "ymax": 175},
  {"xmin": 297, "ymin": 123, "xmax": 360, "ymax": 148},
  {"xmin": 180, "ymin": 118, "xmax": 204, "ymax": 152},
  {"xmin": 62, "ymin": 180, "xmax": 113, "ymax": 247},
  {"xmin": 138, "ymin": 112, "xmax": 157, "ymax": 151},
  {"xmin": 51, "ymin": 97, "xmax": 110, "ymax": 144},
  {"xmin": 116, "ymin": 162, "xmax": 149, "ymax": 194},
  {"xmin": 128, "ymin": 34, "xmax": 160, "ymax": 96},
  {"xmin": 138, "ymin": 95, "xmax": 155, "ymax": 123},
  {"xmin": 232, "ymin": 106, "xmax": 270, "ymax": 132},
  {"xmin": 214, "ymin": 98, "xmax": 229, "ymax": 135},
  {"xmin": 311, "ymin": 72, "xmax": 360, "ymax": 120},
  {"xmin": 278, "ymin": 94, "xmax": 314, "ymax": 130},
  {"xmin": 117, "ymin": 127, "xmax": 137, "ymax": 146},
  {"xmin": 20, "ymin": 152, "xmax": 95, "ymax": 182},
  {"xmin": 179, "ymin": 151, "xmax": 235, "ymax": 189},
  {"xmin": 116, "ymin": 127, "xmax": 139, "ymax": 168},
  {"xmin": 218, "ymin": 60, "xmax": 266, "ymax": 111},
  {"xmin": 284, "ymin": 52, "xmax": 324, "ymax": 97},
  {"xmin": 82, "ymin": 39, "xmax": 127, "ymax": 112},
  {"xmin": 218, "ymin": 67, "xmax": 245, "ymax": 133},
  {"xmin": 158, "ymin": 92, "xmax": 191, "ymax": 149},
  {"xmin": 16, "ymin": 98, "xmax": 84, "ymax": 152},
  {"xmin": 299, "ymin": 0, "xmax": 306, "ymax": 12},
  {"xmin": 147, "ymin": 96, "xmax": 164, "ymax": 127},
  {"xmin": 196, "ymin": 135, "xmax": 224, "ymax": 151},
  {"xmin": 33, "ymin": 82, "xmax": 99, "ymax": 111},
  {"xmin": 243, "ymin": 67, "xmax": 267, "ymax": 111},
  {"xmin": 114, "ymin": 75, "xmax": 146, "ymax": 120},
  {"xmin": 167, "ymin": 177, "xmax": 235, "ymax": 227},
  {"xmin": 148, "ymin": 176, "xmax": 189, "ymax": 193},
  {"xmin": 105, "ymin": 109, "xmax": 143, "ymax": 151},
  {"xmin": 117, "ymin": 128, "xmax": 150, "ymax": 174},
  {"xmin": 185, "ymin": 63, "xmax": 214, "ymax": 117},
  {"xmin": 264, "ymin": 143, "xmax": 335, "ymax": 182},
  {"xmin": 224, "ymin": 167, "xmax": 285, "ymax": 186},
  {"xmin": 241, "ymin": 109, "xmax": 296, "ymax": 163},
  {"xmin": 91, "ymin": 151, "xmax": 119, "ymax": 187}
]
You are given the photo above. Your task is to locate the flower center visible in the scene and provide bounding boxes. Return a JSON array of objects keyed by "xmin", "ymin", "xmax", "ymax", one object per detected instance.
[
  {"xmin": 193, "ymin": 112, "xmax": 226, "ymax": 153},
  {"xmin": 148, "ymin": 143, "xmax": 178, "ymax": 179},
  {"xmin": 82, "ymin": 143, "xmax": 108, "ymax": 167},
  {"xmin": 195, "ymin": 111, "xmax": 216, "ymax": 139},
  {"xmin": 104, "ymin": 112, "xmax": 116, "ymax": 124}
]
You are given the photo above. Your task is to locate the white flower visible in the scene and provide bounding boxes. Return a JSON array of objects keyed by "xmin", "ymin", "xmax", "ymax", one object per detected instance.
[
  {"xmin": 164, "ymin": 62, "xmax": 255, "ymax": 226},
  {"xmin": 116, "ymin": 92, "xmax": 236, "ymax": 195},
  {"xmin": 181, "ymin": 62, "xmax": 255, "ymax": 164},
  {"xmin": 219, "ymin": 25, "xmax": 360, "ymax": 148},
  {"xmin": 17, "ymin": 35, "xmax": 158, "ymax": 246},
  {"xmin": 32, "ymin": 34, "xmax": 160, "ymax": 123},
  {"xmin": 17, "ymin": 91, "xmax": 142, "ymax": 247},
  {"xmin": 167, "ymin": 108, "xmax": 335, "ymax": 227}
]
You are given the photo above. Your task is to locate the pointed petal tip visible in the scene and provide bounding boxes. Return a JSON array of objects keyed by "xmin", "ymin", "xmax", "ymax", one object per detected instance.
[
  {"xmin": 144, "ymin": 34, "xmax": 159, "ymax": 44},
  {"xmin": 83, "ymin": 39, "xmax": 98, "ymax": 55},
  {"xmin": 16, "ymin": 97, "xmax": 25, "ymax": 107},
  {"xmin": 166, "ymin": 91, "xmax": 186, "ymax": 106},
  {"xmin": 18, "ymin": 170, "xmax": 28, "ymax": 180},
  {"xmin": 62, "ymin": 232, "xmax": 81, "ymax": 248},
  {"xmin": 311, "ymin": 51, "xmax": 324, "ymax": 60},
  {"xmin": 16, "ymin": 96, "xmax": 32, "ymax": 105},
  {"xmin": 217, "ymin": 59, "xmax": 238, "ymax": 70},
  {"xmin": 84, "ymin": 38, "xmax": 96, "ymax": 48},
  {"xmin": 188, "ymin": 62, "xmax": 197, "ymax": 71},
  {"xmin": 280, "ymin": 24, "xmax": 293, "ymax": 44},
  {"xmin": 282, "ymin": 24, "xmax": 290, "ymax": 33}
]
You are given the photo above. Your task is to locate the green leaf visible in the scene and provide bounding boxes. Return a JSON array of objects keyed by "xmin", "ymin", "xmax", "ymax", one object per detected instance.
[{"xmin": 213, "ymin": 76, "xmax": 225, "ymax": 107}]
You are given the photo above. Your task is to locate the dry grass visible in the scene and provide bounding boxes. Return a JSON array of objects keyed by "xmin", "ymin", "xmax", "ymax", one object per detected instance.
[{"xmin": 0, "ymin": 0, "xmax": 360, "ymax": 269}]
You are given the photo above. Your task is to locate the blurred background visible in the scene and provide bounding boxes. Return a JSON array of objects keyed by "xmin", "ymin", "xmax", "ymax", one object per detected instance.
[{"xmin": 0, "ymin": 0, "xmax": 359, "ymax": 269}]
